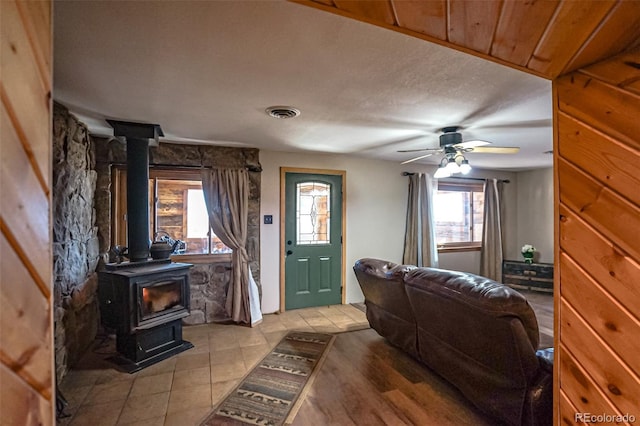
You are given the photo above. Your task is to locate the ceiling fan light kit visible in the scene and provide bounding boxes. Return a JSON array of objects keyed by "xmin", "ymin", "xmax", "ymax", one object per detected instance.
[
  {"xmin": 434, "ymin": 153, "xmax": 472, "ymax": 179},
  {"xmin": 398, "ymin": 126, "xmax": 521, "ymax": 172},
  {"xmin": 434, "ymin": 160, "xmax": 451, "ymax": 178},
  {"xmin": 445, "ymin": 157, "xmax": 460, "ymax": 173},
  {"xmin": 459, "ymin": 158, "xmax": 472, "ymax": 174}
]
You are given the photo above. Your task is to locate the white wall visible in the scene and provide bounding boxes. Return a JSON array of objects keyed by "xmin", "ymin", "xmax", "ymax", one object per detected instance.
[
  {"xmin": 258, "ymin": 150, "xmax": 530, "ymax": 312},
  {"xmin": 515, "ymin": 167, "xmax": 554, "ymax": 263},
  {"xmin": 438, "ymin": 250, "xmax": 481, "ymax": 274},
  {"xmin": 259, "ymin": 150, "xmax": 433, "ymax": 313}
]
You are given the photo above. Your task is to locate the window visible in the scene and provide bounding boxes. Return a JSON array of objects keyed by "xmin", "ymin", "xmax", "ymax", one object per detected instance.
[
  {"xmin": 433, "ymin": 181, "xmax": 484, "ymax": 250},
  {"xmin": 296, "ymin": 181, "xmax": 331, "ymax": 245},
  {"xmin": 112, "ymin": 167, "xmax": 231, "ymax": 257},
  {"xmin": 185, "ymin": 189, "xmax": 209, "ymax": 238}
]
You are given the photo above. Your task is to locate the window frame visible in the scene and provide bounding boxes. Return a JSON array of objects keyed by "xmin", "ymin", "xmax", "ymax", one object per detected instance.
[
  {"xmin": 434, "ymin": 180, "xmax": 484, "ymax": 253},
  {"xmin": 111, "ymin": 166, "xmax": 232, "ymax": 263}
]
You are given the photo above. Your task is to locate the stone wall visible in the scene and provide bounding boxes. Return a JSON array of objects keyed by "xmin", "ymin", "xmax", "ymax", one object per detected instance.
[
  {"xmin": 51, "ymin": 106, "xmax": 262, "ymax": 378},
  {"xmin": 183, "ymin": 261, "xmax": 233, "ymax": 325},
  {"xmin": 52, "ymin": 104, "xmax": 100, "ymax": 382},
  {"xmin": 94, "ymin": 138, "xmax": 261, "ymax": 325}
]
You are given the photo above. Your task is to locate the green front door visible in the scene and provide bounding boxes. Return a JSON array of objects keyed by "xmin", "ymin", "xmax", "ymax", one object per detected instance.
[{"xmin": 284, "ymin": 172, "xmax": 343, "ymax": 310}]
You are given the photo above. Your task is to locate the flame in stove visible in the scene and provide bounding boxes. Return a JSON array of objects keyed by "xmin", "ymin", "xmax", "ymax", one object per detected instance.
[{"xmin": 141, "ymin": 285, "xmax": 181, "ymax": 314}]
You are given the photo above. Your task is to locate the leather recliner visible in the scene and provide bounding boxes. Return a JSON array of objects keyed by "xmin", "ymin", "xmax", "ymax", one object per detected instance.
[
  {"xmin": 354, "ymin": 258, "xmax": 553, "ymax": 426},
  {"xmin": 353, "ymin": 259, "xmax": 418, "ymax": 357}
]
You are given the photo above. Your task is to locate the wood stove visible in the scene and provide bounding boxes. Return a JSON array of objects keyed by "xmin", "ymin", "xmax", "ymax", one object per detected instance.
[
  {"xmin": 98, "ymin": 120, "xmax": 193, "ymax": 372},
  {"xmin": 99, "ymin": 261, "xmax": 193, "ymax": 372}
]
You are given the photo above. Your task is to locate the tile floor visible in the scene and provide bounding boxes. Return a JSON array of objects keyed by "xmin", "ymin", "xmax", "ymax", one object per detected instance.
[{"xmin": 57, "ymin": 304, "xmax": 369, "ymax": 426}]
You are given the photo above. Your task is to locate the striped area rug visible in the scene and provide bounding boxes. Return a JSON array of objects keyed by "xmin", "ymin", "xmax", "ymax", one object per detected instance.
[{"xmin": 200, "ymin": 331, "xmax": 335, "ymax": 426}]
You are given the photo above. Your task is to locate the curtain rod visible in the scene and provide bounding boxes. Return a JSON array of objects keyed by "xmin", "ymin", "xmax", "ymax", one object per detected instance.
[
  {"xmin": 402, "ymin": 172, "xmax": 509, "ymax": 184},
  {"xmin": 110, "ymin": 163, "xmax": 262, "ymax": 172},
  {"xmin": 158, "ymin": 164, "xmax": 263, "ymax": 172}
]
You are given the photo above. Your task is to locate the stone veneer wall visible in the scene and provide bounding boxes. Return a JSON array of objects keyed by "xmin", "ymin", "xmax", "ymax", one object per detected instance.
[
  {"xmin": 52, "ymin": 104, "xmax": 100, "ymax": 382},
  {"xmin": 93, "ymin": 138, "xmax": 261, "ymax": 325}
]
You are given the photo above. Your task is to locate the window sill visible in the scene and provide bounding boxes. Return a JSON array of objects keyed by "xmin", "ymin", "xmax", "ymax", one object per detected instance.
[
  {"xmin": 437, "ymin": 246, "xmax": 481, "ymax": 253},
  {"xmin": 170, "ymin": 253, "xmax": 232, "ymax": 264}
]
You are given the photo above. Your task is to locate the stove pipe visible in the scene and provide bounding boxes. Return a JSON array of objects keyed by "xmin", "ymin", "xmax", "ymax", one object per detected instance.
[{"xmin": 107, "ymin": 120, "xmax": 164, "ymax": 262}]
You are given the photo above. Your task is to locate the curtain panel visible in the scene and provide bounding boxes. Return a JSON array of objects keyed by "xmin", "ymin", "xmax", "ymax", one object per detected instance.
[
  {"xmin": 480, "ymin": 178, "xmax": 504, "ymax": 281},
  {"xmin": 201, "ymin": 168, "xmax": 254, "ymax": 324},
  {"xmin": 403, "ymin": 173, "xmax": 438, "ymax": 267}
]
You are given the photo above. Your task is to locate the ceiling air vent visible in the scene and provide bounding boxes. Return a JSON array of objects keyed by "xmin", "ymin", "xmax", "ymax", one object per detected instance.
[{"xmin": 266, "ymin": 106, "xmax": 300, "ymax": 119}]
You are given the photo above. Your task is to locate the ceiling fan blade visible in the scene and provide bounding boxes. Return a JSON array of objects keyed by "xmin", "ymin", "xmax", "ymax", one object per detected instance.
[
  {"xmin": 470, "ymin": 146, "xmax": 520, "ymax": 154},
  {"xmin": 401, "ymin": 153, "xmax": 434, "ymax": 164},
  {"xmin": 397, "ymin": 147, "xmax": 440, "ymax": 153},
  {"xmin": 454, "ymin": 140, "xmax": 490, "ymax": 149}
]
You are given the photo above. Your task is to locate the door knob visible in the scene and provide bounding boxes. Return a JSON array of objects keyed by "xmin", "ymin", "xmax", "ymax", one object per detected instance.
[{"xmin": 286, "ymin": 250, "xmax": 293, "ymax": 255}]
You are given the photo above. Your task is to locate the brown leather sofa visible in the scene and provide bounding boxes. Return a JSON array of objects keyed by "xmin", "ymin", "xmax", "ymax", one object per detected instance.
[{"xmin": 354, "ymin": 258, "xmax": 553, "ymax": 426}]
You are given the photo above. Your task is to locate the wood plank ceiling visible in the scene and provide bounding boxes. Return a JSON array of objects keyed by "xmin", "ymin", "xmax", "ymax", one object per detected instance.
[{"xmin": 295, "ymin": 0, "xmax": 640, "ymax": 80}]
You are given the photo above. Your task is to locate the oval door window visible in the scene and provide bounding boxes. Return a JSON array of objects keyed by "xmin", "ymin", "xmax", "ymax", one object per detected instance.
[{"xmin": 296, "ymin": 181, "xmax": 331, "ymax": 245}]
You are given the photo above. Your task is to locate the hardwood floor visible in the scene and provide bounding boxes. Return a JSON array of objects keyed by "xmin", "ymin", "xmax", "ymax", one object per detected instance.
[
  {"xmin": 293, "ymin": 328, "xmax": 496, "ymax": 425},
  {"xmin": 293, "ymin": 292, "xmax": 554, "ymax": 426},
  {"xmin": 520, "ymin": 290, "xmax": 554, "ymax": 349}
]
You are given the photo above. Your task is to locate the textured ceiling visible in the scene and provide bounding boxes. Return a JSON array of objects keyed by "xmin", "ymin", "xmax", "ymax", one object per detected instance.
[
  {"xmin": 305, "ymin": 0, "xmax": 640, "ymax": 79},
  {"xmin": 54, "ymin": 1, "xmax": 556, "ymax": 170}
]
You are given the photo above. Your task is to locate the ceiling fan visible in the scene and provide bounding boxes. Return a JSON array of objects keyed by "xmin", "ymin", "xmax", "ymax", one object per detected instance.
[{"xmin": 398, "ymin": 126, "xmax": 520, "ymax": 165}]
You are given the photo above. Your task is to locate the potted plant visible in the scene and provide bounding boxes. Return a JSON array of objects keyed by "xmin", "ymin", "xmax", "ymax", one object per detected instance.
[{"xmin": 521, "ymin": 244, "xmax": 536, "ymax": 264}]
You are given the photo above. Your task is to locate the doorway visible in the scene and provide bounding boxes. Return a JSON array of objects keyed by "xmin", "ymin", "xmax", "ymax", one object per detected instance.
[{"xmin": 280, "ymin": 168, "xmax": 346, "ymax": 311}]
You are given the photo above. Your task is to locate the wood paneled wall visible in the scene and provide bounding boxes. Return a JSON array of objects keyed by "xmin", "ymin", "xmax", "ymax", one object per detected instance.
[
  {"xmin": 0, "ymin": 0, "xmax": 54, "ymax": 424},
  {"xmin": 555, "ymin": 48, "xmax": 640, "ymax": 423}
]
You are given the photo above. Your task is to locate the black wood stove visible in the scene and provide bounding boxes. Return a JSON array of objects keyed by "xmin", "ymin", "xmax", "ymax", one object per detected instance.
[
  {"xmin": 98, "ymin": 121, "xmax": 193, "ymax": 373},
  {"xmin": 99, "ymin": 260, "xmax": 193, "ymax": 373}
]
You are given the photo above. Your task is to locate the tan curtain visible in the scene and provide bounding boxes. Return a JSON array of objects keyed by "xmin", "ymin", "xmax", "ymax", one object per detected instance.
[
  {"xmin": 201, "ymin": 168, "xmax": 252, "ymax": 324},
  {"xmin": 403, "ymin": 173, "xmax": 438, "ymax": 267},
  {"xmin": 480, "ymin": 178, "xmax": 503, "ymax": 281}
]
